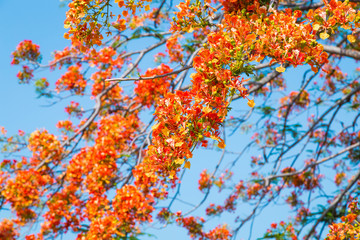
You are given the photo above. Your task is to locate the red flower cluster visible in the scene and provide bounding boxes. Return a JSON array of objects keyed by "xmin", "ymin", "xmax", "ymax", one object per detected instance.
[
  {"xmin": 56, "ymin": 65, "xmax": 87, "ymax": 95},
  {"xmin": 134, "ymin": 64, "xmax": 173, "ymax": 107}
]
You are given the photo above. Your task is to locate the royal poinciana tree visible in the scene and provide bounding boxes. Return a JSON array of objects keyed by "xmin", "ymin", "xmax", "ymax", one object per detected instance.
[{"xmin": 1, "ymin": 0, "xmax": 360, "ymax": 239}]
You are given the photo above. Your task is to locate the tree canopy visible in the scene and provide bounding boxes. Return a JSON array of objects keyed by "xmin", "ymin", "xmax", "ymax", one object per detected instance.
[{"xmin": 1, "ymin": 0, "xmax": 360, "ymax": 239}]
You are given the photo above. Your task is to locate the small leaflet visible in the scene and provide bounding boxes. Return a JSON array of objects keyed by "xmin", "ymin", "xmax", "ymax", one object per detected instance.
[
  {"xmin": 184, "ymin": 161, "xmax": 191, "ymax": 169},
  {"xmin": 247, "ymin": 99, "xmax": 255, "ymax": 108}
]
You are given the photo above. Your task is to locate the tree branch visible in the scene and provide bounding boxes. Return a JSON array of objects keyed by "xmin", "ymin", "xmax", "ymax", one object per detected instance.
[{"xmin": 323, "ymin": 45, "xmax": 360, "ymax": 60}]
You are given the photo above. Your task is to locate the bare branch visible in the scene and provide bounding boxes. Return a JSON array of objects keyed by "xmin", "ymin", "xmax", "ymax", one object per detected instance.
[
  {"xmin": 263, "ymin": 141, "xmax": 360, "ymax": 185},
  {"xmin": 105, "ymin": 65, "xmax": 192, "ymax": 82},
  {"xmin": 323, "ymin": 45, "xmax": 360, "ymax": 60}
]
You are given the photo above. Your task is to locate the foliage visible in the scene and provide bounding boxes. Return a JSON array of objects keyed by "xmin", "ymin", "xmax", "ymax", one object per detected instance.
[{"xmin": 1, "ymin": 0, "xmax": 360, "ymax": 239}]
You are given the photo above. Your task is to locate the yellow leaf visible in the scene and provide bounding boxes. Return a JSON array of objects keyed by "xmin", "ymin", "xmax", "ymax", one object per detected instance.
[
  {"xmin": 187, "ymin": 27, "xmax": 194, "ymax": 33},
  {"xmin": 347, "ymin": 35, "xmax": 356, "ymax": 43},
  {"xmin": 161, "ymin": 127, "xmax": 170, "ymax": 137},
  {"xmin": 218, "ymin": 140, "xmax": 226, "ymax": 149},
  {"xmin": 224, "ymin": 35, "xmax": 231, "ymax": 42},
  {"xmin": 64, "ymin": 23, "xmax": 71, "ymax": 29},
  {"xmin": 210, "ymin": 135, "xmax": 220, "ymax": 141},
  {"xmin": 175, "ymin": 141, "xmax": 184, "ymax": 147},
  {"xmin": 247, "ymin": 99, "xmax": 255, "ymax": 108},
  {"xmin": 184, "ymin": 161, "xmax": 191, "ymax": 169},
  {"xmin": 175, "ymin": 158, "xmax": 184, "ymax": 165},
  {"xmin": 169, "ymin": 170, "xmax": 176, "ymax": 179},
  {"xmin": 341, "ymin": 25, "xmax": 351, "ymax": 30},
  {"xmin": 145, "ymin": 5, "xmax": 150, "ymax": 11},
  {"xmin": 203, "ymin": 106, "xmax": 212, "ymax": 114},
  {"xmin": 320, "ymin": 32, "xmax": 329, "ymax": 40},
  {"xmin": 190, "ymin": 73, "xmax": 197, "ymax": 79},
  {"xmin": 245, "ymin": 33, "xmax": 257, "ymax": 41},
  {"xmin": 152, "ymin": 123, "xmax": 160, "ymax": 131},
  {"xmin": 276, "ymin": 66, "xmax": 286, "ymax": 73},
  {"xmin": 313, "ymin": 24, "xmax": 320, "ymax": 31},
  {"xmin": 173, "ymin": 115, "xmax": 180, "ymax": 122}
]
